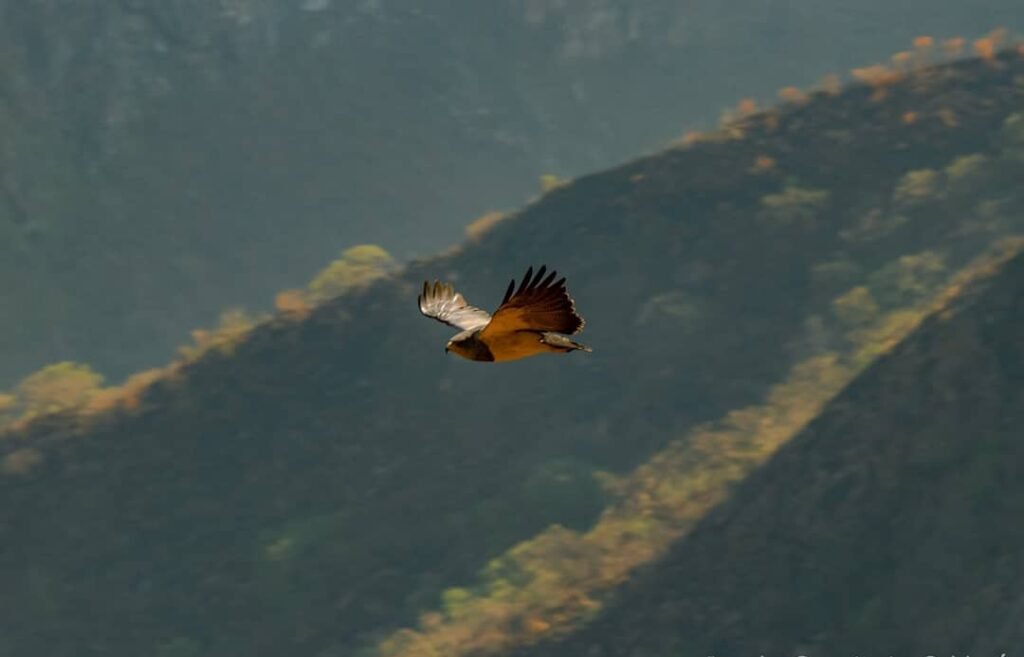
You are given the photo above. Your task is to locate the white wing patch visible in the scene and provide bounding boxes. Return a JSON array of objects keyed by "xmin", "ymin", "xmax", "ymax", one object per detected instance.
[{"xmin": 418, "ymin": 281, "xmax": 492, "ymax": 332}]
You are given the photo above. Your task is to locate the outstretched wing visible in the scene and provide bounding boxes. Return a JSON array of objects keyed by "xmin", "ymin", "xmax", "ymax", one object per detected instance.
[
  {"xmin": 480, "ymin": 265, "xmax": 585, "ymax": 338},
  {"xmin": 418, "ymin": 281, "xmax": 492, "ymax": 331}
]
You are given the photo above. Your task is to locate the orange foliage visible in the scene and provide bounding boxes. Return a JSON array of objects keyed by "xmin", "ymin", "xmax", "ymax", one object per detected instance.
[
  {"xmin": 275, "ymin": 289, "xmax": 312, "ymax": 318},
  {"xmin": 118, "ymin": 369, "xmax": 165, "ymax": 410},
  {"xmin": 973, "ymin": 27, "xmax": 1010, "ymax": 61},
  {"xmin": 913, "ymin": 36, "xmax": 934, "ymax": 49},
  {"xmin": 819, "ymin": 73, "xmax": 842, "ymax": 96},
  {"xmin": 902, "ymin": 111, "xmax": 918, "ymax": 125},
  {"xmin": 943, "ymin": 37, "xmax": 965, "ymax": 57},
  {"xmin": 777, "ymin": 86, "xmax": 807, "ymax": 104},
  {"xmin": 178, "ymin": 309, "xmax": 256, "ymax": 361},
  {"xmin": 0, "ymin": 394, "xmax": 15, "ymax": 418},
  {"xmin": 891, "ymin": 51, "xmax": 913, "ymax": 69},
  {"xmin": 189, "ymin": 329, "xmax": 212, "ymax": 351},
  {"xmin": 973, "ymin": 37, "xmax": 996, "ymax": 61},
  {"xmin": 762, "ymin": 114, "xmax": 780, "ymax": 132},
  {"xmin": 81, "ymin": 388, "xmax": 123, "ymax": 416},
  {"xmin": 751, "ymin": 155, "xmax": 777, "ymax": 173},
  {"xmin": 736, "ymin": 98, "xmax": 757, "ymax": 116},
  {"xmin": 987, "ymin": 27, "xmax": 1009, "ymax": 45},
  {"xmin": 79, "ymin": 368, "xmax": 166, "ymax": 417},
  {"xmin": 521, "ymin": 615, "xmax": 551, "ymax": 635},
  {"xmin": 851, "ymin": 65, "xmax": 903, "ymax": 87},
  {"xmin": 680, "ymin": 131, "xmax": 703, "ymax": 146},
  {"xmin": 465, "ymin": 211, "xmax": 507, "ymax": 243}
]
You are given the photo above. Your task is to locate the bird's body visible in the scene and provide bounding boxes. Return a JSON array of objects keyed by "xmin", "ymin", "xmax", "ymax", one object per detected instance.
[
  {"xmin": 418, "ymin": 265, "xmax": 591, "ymax": 363},
  {"xmin": 446, "ymin": 328, "xmax": 585, "ymax": 362}
]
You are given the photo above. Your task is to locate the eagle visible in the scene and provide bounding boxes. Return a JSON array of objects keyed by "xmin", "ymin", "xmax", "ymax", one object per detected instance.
[{"xmin": 418, "ymin": 265, "xmax": 591, "ymax": 362}]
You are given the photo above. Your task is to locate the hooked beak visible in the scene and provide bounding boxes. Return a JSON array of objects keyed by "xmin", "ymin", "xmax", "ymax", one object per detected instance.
[{"xmin": 444, "ymin": 345, "xmax": 450, "ymax": 353}]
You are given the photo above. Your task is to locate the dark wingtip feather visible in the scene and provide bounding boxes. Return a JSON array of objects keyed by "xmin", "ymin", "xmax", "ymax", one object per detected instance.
[
  {"xmin": 533, "ymin": 265, "xmax": 547, "ymax": 287},
  {"xmin": 503, "ymin": 278, "xmax": 515, "ymax": 305},
  {"xmin": 493, "ymin": 265, "xmax": 587, "ymax": 335},
  {"xmin": 517, "ymin": 266, "xmax": 534, "ymax": 295},
  {"xmin": 418, "ymin": 281, "xmax": 428, "ymax": 309}
]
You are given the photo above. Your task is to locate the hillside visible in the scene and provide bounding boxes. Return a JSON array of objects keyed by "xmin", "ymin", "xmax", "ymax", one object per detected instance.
[
  {"xmin": 0, "ymin": 49, "xmax": 1023, "ymax": 657},
  {"xmin": 2, "ymin": 0, "xmax": 1023, "ymax": 385},
  {"xmin": 510, "ymin": 237, "xmax": 1024, "ymax": 657}
]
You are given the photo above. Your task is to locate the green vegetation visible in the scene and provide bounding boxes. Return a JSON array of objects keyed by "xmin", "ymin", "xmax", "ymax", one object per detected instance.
[
  {"xmin": 9, "ymin": 362, "xmax": 103, "ymax": 420},
  {"xmin": 831, "ymin": 286, "xmax": 881, "ymax": 326},
  {"xmin": 307, "ymin": 245, "xmax": 397, "ymax": 303},
  {"xmin": 759, "ymin": 185, "xmax": 831, "ymax": 225},
  {"xmin": 465, "ymin": 211, "xmax": 509, "ymax": 243},
  {"xmin": 1, "ymin": 45, "xmax": 1023, "ymax": 657},
  {"xmin": 539, "ymin": 174, "xmax": 569, "ymax": 194},
  {"xmin": 177, "ymin": 308, "xmax": 258, "ymax": 361},
  {"xmin": 893, "ymin": 168, "xmax": 942, "ymax": 203},
  {"xmin": 0, "ymin": 244, "xmax": 394, "ymax": 433},
  {"xmin": 1004, "ymin": 112, "xmax": 1024, "ymax": 161},
  {"xmin": 944, "ymin": 152, "xmax": 989, "ymax": 183}
]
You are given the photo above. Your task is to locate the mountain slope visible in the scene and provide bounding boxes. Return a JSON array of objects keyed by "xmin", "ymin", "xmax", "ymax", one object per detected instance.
[
  {"xmin": 0, "ymin": 50, "xmax": 1023, "ymax": 657},
  {"xmin": 2, "ymin": 0, "xmax": 1022, "ymax": 385},
  {"xmin": 512, "ymin": 245, "xmax": 1024, "ymax": 657}
]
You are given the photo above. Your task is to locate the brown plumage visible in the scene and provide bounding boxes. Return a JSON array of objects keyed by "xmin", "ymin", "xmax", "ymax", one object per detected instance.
[{"xmin": 418, "ymin": 265, "xmax": 591, "ymax": 362}]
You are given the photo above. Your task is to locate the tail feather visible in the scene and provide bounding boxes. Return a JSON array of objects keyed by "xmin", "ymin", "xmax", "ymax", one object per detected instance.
[{"xmin": 540, "ymin": 332, "xmax": 592, "ymax": 353}]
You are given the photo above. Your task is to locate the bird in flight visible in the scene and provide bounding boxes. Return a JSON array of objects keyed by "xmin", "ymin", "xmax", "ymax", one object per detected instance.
[{"xmin": 418, "ymin": 265, "xmax": 591, "ymax": 362}]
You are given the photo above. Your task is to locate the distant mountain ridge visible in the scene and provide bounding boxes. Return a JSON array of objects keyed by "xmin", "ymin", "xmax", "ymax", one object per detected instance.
[
  {"xmin": 0, "ymin": 47, "xmax": 1022, "ymax": 657},
  {"xmin": 2, "ymin": 0, "xmax": 1022, "ymax": 384}
]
